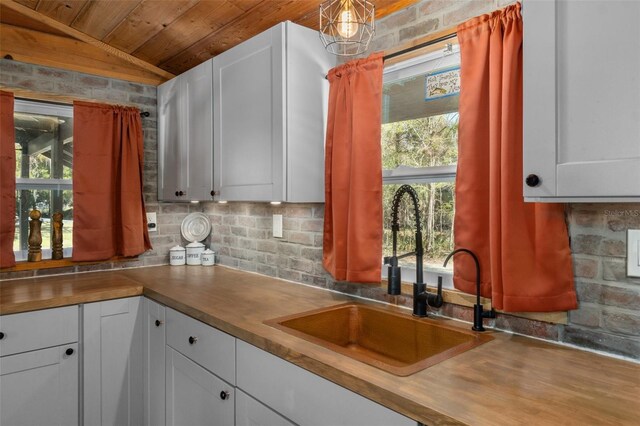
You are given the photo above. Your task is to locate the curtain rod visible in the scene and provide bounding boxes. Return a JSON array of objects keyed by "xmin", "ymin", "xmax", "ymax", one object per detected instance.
[
  {"xmin": 383, "ymin": 32, "xmax": 457, "ymax": 61},
  {"xmin": 324, "ymin": 32, "xmax": 457, "ymax": 79}
]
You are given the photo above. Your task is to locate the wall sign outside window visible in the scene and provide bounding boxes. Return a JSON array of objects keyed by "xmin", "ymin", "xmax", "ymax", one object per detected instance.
[{"xmin": 425, "ymin": 66, "xmax": 460, "ymax": 101}]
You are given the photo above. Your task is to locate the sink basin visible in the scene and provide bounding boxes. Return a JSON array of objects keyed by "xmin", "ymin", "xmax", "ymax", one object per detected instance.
[{"xmin": 265, "ymin": 303, "xmax": 493, "ymax": 376}]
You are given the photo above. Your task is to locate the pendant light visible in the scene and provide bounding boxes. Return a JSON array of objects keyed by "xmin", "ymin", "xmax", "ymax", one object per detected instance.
[{"xmin": 319, "ymin": 0, "xmax": 375, "ymax": 56}]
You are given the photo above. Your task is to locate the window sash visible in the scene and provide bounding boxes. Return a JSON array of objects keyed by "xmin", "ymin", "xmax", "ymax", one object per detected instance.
[
  {"xmin": 383, "ymin": 164, "xmax": 456, "ymax": 185},
  {"xmin": 16, "ymin": 178, "xmax": 72, "ymax": 191}
]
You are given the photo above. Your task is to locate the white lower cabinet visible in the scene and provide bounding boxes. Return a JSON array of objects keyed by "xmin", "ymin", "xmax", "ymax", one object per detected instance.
[
  {"xmin": 83, "ymin": 296, "xmax": 144, "ymax": 426},
  {"xmin": 0, "ymin": 343, "xmax": 79, "ymax": 426},
  {"xmin": 0, "ymin": 306, "xmax": 79, "ymax": 426},
  {"xmin": 165, "ymin": 346, "xmax": 235, "ymax": 426},
  {"xmin": 236, "ymin": 389, "xmax": 295, "ymax": 426},
  {"xmin": 236, "ymin": 340, "xmax": 416, "ymax": 426},
  {"xmin": 144, "ymin": 298, "xmax": 166, "ymax": 426}
]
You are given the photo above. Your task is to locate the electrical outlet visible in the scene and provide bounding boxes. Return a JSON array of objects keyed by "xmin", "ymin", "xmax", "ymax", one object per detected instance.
[
  {"xmin": 627, "ymin": 230, "xmax": 640, "ymax": 277},
  {"xmin": 146, "ymin": 212, "xmax": 157, "ymax": 232},
  {"xmin": 273, "ymin": 214, "xmax": 283, "ymax": 238}
]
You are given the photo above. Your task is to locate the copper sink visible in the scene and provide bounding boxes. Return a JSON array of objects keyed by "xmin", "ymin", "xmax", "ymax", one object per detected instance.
[{"xmin": 265, "ymin": 303, "xmax": 493, "ymax": 376}]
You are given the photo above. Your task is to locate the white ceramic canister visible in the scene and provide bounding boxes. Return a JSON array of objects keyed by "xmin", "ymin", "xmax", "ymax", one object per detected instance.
[
  {"xmin": 201, "ymin": 249, "xmax": 216, "ymax": 266},
  {"xmin": 186, "ymin": 241, "xmax": 205, "ymax": 265},
  {"xmin": 169, "ymin": 245, "xmax": 186, "ymax": 266}
]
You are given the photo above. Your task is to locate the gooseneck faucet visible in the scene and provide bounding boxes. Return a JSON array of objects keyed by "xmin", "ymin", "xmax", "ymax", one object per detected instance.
[
  {"xmin": 443, "ymin": 248, "xmax": 496, "ymax": 331},
  {"xmin": 383, "ymin": 185, "xmax": 443, "ymax": 317}
]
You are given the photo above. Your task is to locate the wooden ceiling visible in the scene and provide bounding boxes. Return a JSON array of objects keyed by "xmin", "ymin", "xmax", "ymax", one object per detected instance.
[{"xmin": 0, "ymin": 0, "xmax": 419, "ymax": 85}]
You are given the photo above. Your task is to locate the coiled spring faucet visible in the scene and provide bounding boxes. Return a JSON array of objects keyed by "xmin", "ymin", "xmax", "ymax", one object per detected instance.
[{"xmin": 383, "ymin": 184, "xmax": 443, "ymax": 317}]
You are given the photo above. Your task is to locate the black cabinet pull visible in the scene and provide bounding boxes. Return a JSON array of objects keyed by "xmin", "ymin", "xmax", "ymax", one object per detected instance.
[
  {"xmin": 175, "ymin": 191, "xmax": 180, "ymax": 196},
  {"xmin": 220, "ymin": 391, "xmax": 230, "ymax": 400},
  {"xmin": 65, "ymin": 348, "xmax": 74, "ymax": 356},
  {"xmin": 525, "ymin": 174, "xmax": 540, "ymax": 187},
  {"xmin": 0, "ymin": 332, "xmax": 4, "ymax": 340},
  {"xmin": 155, "ymin": 319, "xmax": 163, "ymax": 327},
  {"xmin": 188, "ymin": 336, "xmax": 198, "ymax": 345}
]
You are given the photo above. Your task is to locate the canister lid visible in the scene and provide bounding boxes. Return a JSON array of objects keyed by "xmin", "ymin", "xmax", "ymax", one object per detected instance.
[
  {"xmin": 169, "ymin": 245, "xmax": 185, "ymax": 252},
  {"xmin": 202, "ymin": 249, "xmax": 214, "ymax": 254},
  {"xmin": 186, "ymin": 241, "xmax": 205, "ymax": 248}
]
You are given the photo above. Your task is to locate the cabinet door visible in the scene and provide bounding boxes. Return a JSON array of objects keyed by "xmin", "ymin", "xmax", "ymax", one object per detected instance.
[
  {"xmin": 144, "ymin": 298, "xmax": 166, "ymax": 426},
  {"xmin": 236, "ymin": 389, "xmax": 295, "ymax": 426},
  {"xmin": 213, "ymin": 23, "xmax": 285, "ymax": 202},
  {"xmin": 237, "ymin": 340, "xmax": 416, "ymax": 426},
  {"xmin": 523, "ymin": 0, "xmax": 640, "ymax": 200},
  {"xmin": 0, "ymin": 344, "xmax": 78, "ymax": 426},
  {"xmin": 165, "ymin": 347, "xmax": 234, "ymax": 426},
  {"xmin": 184, "ymin": 59, "xmax": 214, "ymax": 201},
  {"xmin": 158, "ymin": 76, "xmax": 188, "ymax": 201},
  {"xmin": 84, "ymin": 297, "xmax": 143, "ymax": 426}
]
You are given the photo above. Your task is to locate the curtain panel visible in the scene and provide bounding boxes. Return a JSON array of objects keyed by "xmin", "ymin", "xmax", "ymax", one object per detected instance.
[
  {"xmin": 323, "ymin": 53, "xmax": 384, "ymax": 283},
  {"xmin": 72, "ymin": 101, "xmax": 151, "ymax": 261},
  {"xmin": 0, "ymin": 91, "xmax": 16, "ymax": 268},
  {"xmin": 455, "ymin": 3, "xmax": 577, "ymax": 312}
]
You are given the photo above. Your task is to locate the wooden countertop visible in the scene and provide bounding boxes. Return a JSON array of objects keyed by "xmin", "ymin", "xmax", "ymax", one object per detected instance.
[{"xmin": 2, "ymin": 266, "xmax": 639, "ymax": 425}]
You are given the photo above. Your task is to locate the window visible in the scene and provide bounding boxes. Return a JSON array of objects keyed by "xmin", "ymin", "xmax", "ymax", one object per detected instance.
[
  {"xmin": 381, "ymin": 44, "xmax": 460, "ymax": 288},
  {"xmin": 14, "ymin": 100, "xmax": 73, "ymax": 261}
]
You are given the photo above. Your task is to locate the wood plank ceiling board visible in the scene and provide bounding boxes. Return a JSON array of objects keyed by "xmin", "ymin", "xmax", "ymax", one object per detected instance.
[
  {"xmin": 0, "ymin": 23, "xmax": 167, "ymax": 84},
  {"xmin": 35, "ymin": 0, "xmax": 89, "ymax": 26},
  {"xmin": 0, "ymin": 3, "xmax": 70, "ymax": 36},
  {"xmin": 70, "ymin": 0, "xmax": 142, "ymax": 40},
  {"xmin": 12, "ymin": 0, "xmax": 37, "ymax": 8},
  {"xmin": 132, "ymin": 0, "xmax": 253, "ymax": 66},
  {"xmin": 159, "ymin": 0, "xmax": 316, "ymax": 74},
  {"xmin": 103, "ymin": 0, "xmax": 201, "ymax": 54}
]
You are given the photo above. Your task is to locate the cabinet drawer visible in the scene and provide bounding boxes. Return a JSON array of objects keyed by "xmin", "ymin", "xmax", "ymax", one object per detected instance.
[
  {"xmin": 0, "ymin": 306, "xmax": 78, "ymax": 357},
  {"xmin": 237, "ymin": 340, "xmax": 416, "ymax": 426},
  {"xmin": 166, "ymin": 308, "xmax": 235, "ymax": 385},
  {"xmin": 236, "ymin": 389, "xmax": 295, "ymax": 426}
]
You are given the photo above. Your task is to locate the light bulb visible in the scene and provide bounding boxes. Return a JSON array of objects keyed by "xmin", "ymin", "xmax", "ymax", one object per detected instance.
[{"xmin": 337, "ymin": 1, "xmax": 358, "ymax": 39}]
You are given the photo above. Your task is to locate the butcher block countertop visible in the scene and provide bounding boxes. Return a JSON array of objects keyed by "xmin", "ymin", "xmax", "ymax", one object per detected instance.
[{"xmin": 1, "ymin": 266, "xmax": 639, "ymax": 425}]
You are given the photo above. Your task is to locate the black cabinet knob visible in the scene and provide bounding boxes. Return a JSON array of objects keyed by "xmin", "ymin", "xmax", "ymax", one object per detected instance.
[
  {"xmin": 65, "ymin": 348, "xmax": 74, "ymax": 356},
  {"xmin": 210, "ymin": 190, "xmax": 216, "ymax": 196},
  {"xmin": 188, "ymin": 336, "xmax": 198, "ymax": 345},
  {"xmin": 220, "ymin": 391, "xmax": 230, "ymax": 400},
  {"xmin": 179, "ymin": 191, "xmax": 185, "ymax": 196},
  {"xmin": 175, "ymin": 191, "xmax": 179, "ymax": 196},
  {"xmin": 525, "ymin": 174, "xmax": 541, "ymax": 187},
  {"xmin": 0, "ymin": 332, "xmax": 4, "ymax": 340},
  {"xmin": 155, "ymin": 319, "xmax": 163, "ymax": 327}
]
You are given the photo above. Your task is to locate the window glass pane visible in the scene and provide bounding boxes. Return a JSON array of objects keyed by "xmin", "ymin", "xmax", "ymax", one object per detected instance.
[
  {"xmin": 14, "ymin": 111, "xmax": 73, "ymax": 180},
  {"xmin": 382, "ymin": 113, "xmax": 458, "ymax": 169},
  {"xmin": 382, "ymin": 182, "xmax": 455, "ymax": 271},
  {"xmin": 14, "ymin": 189, "xmax": 73, "ymax": 256}
]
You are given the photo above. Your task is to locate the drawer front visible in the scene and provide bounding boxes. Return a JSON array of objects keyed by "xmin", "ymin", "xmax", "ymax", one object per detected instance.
[
  {"xmin": 236, "ymin": 389, "xmax": 295, "ymax": 426},
  {"xmin": 0, "ymin": 306, "xmax": 78, "ymax": 357},
  {"xmin": 237, "ymin": 340, "xmax": 416, "ymax": 426},
  {"xmin": 165, "ymin": 308, "xmax": 235, "ymax": 385}
]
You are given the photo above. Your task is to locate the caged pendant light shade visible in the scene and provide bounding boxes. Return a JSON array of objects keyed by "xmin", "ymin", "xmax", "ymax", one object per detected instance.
[{"xmin": 319, "ymin": 0, "xmax": 375, "ymax": 56}]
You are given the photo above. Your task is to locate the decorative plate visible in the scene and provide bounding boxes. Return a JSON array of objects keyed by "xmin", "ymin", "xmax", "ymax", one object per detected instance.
[{"xmin": 180, "ymin": 213, "xmax": 212, "ymax": 243}]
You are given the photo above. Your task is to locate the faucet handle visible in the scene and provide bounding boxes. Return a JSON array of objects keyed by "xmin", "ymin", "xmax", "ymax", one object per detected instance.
[
  {"xmin": 427, "ymin": 276, "xmax": 444, "ymax": 308},
  {"xmin": 383, "ymin": 256, "xmax": 392, "ymax": 265}
]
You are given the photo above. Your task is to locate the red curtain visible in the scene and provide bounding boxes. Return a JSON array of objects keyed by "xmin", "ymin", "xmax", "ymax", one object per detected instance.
[
  {"xmin": 0, "ymin": 91, "xmax": 15, "ymax": 268},
  {"xmin": 323, "ymin": 53, "xmax": 384, "ymax": 283},
  {"xmin": 455, "ymin": 3, "xmax": 577, "ymax": 312},
  {"xmin": 72, "ymin": 101, "xmax": 151, "ymax": 261}
]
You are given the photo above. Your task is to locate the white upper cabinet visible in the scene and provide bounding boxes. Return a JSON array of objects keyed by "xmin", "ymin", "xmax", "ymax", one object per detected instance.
[
  {"xmin": 523, "ymin": 0, "xmax": 640, "ymax": 201},
  {"xmin": 158, "ymin": 59, "xmax": 214, "ymax": 202},
  {"xmin": 213, "ymin": 21, "xmax": 335, "ymax": 202}
]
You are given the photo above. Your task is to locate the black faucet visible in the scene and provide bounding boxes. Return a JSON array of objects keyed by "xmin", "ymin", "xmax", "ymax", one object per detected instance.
[
  {"xmin": 442, "ymin": 248, "xmax": 496, "ymax": 331},
  {"xmin": 383, "ymin": 184, "xmax": 443, "ymax": 317}
]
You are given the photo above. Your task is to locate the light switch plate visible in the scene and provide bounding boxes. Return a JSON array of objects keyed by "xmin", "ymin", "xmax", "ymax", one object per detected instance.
[
  {"xmin": 273, "ymin": 214, "xmax": 283, "ymax": 238},
  {"xmin": 627, "ymin": 230, "xmax": 640, "ymax": 277},
  {"xmin": 146, "ymin": 212, "xmax": 157, "ymax": 232}
]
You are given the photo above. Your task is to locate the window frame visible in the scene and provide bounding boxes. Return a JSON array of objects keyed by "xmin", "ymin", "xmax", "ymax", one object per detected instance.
[
  {"xmin": 13, "ymin": 99, "xmax": 74, "ymax": 261},
  {"xmin": 381, "ymin": 44, "xmax": 461, "ymax": 289}
]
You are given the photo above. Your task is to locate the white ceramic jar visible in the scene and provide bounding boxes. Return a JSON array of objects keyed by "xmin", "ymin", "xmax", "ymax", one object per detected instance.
[
  {"xmin": 186, "ymin": 241, "xmax": 205, "ymax": 265},
  {"xmin": 169, "ymin": 245, "xmax": 186, "ymax": 266},
  {"xmin": 201, "ymin": 249, "xmax": 216, "ymax": 266}
]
